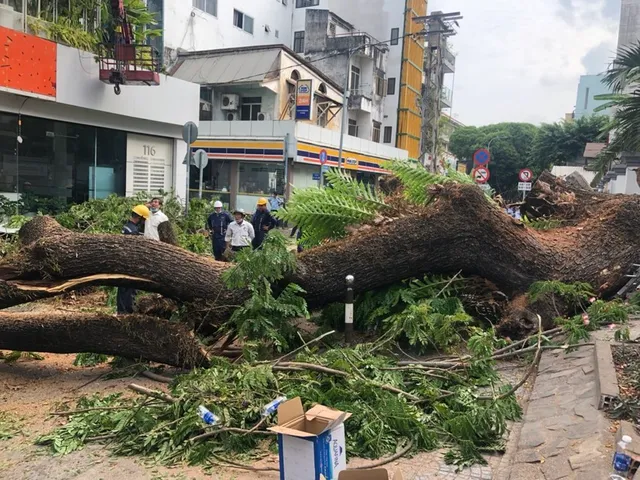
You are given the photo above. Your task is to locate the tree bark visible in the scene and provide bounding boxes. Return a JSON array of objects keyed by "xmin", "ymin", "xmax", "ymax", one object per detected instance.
[{"xmin": 0, "ymin": 312, "xmax": 211, "ymax": 368}]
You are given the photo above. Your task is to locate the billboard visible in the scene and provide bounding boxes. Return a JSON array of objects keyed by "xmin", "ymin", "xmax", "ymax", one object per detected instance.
[{"xmin": 295, "ymin": 79, "xmax": 313, "ymax": 120}]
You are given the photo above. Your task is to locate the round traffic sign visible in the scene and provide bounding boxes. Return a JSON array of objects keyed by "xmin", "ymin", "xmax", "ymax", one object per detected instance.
[
  {"xmin": 319, "ymin": 149, "xmax": 328, "ymax": 165},
  {"xmin": 192, "ymin": 149, "xmax": 209, "ymax": 170},
  {"xmin": 519, "ymin": 168, "xmax": 534, "ymax": 182},
  {"xmin": 473, "ymin": 166, "xmax": 490, "ymax": 184},
  {"xmin": 182, "ymin": 121, "xmax": 198, "ymax": 145},
  {"xmin": 473, "ymin": 148, "xmax": 491, "ymax": 165}
]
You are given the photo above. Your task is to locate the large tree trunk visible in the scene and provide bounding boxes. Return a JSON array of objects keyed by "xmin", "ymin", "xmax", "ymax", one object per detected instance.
[
  {"xmin": 0, "ymin": 312, "xmax": 211, "ymax": 368},
  {"xmin": 0, "ymin": 173, "xmax": 638, "ymax": 352}
]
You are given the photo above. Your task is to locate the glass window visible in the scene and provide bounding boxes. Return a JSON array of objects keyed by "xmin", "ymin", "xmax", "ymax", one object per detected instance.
[
  {"xmin": 238, "ymin": 162, "xmax": 285, "ymax": 195},
  {"xmin": 293, "ymin": 31, "xmax": 305, "ymax": 53},
  {"xmin": 200, "ymin": 86, "xmax": 213, "ymax": 121},
  {"xmin": 350, "ymin": 66, "xmax": 360, "ymax": 91},
  {"xmin": 383, "ymin": 126, "xmax": 393, "ymax": 143},
  {"xmin": 372, "ymin": 121, "xmax": 381, "ymax": 143},
  {"xmin": 296, "ymin": 0, "xmax": 319, "ymax": 7},
  {"xmin": 386, "ymin": 77, "xmax": 396, "ymax": 96},
  {"xmin": 348, "ymin": 119, "xmax": 358, "ymax": 137},
  {"xmin": 0, "ymin": 112, "xmax": 125, "ymax": 215},
  {"xmin": 189, "ymin": 158, "xmax": 231, "ymax": 205},
  {"xmin": 240, "ymin": 97, "xmax": 262, "ymax": 121},
  {"xmin": 233, "ymin": 9, "xmax": 254, "ymax": 34},
  {"xmin": 193, "ymin": 0, "xmax": 216, "ymax": 16},
  {"xmin": 375, "ymin": 76, "xmax": 385, "ymax": 96},
  {"xmin": 390, "ymin": 28, "xmax": 400, "ymax": 45}
]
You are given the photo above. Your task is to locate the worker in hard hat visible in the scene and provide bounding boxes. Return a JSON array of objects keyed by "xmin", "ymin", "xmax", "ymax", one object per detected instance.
[
  {"xmin": 251, "ymin": 197, "xmax": 277, "ymax": 249},
  {"xmin": 206, "ymin": 200, "xmax": 233, "ymax": 261},
  {"xmin": 225, "ymin": 208, "xmax": 255, "ymax": 252},
  {"xmin": 117, "ymin": 204, "xmax": 150, "ymax": 314}
]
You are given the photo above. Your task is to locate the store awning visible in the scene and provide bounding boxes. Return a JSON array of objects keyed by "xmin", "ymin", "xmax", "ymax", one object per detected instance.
[{"xmin": 171, "ymin": 50, "xmax": 281, "ymax": 85}]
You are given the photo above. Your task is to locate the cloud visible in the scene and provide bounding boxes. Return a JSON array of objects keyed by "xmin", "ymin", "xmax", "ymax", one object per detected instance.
[{"xmin": 429, "ymin": 0, "xmax": 619, "ymax": 126}]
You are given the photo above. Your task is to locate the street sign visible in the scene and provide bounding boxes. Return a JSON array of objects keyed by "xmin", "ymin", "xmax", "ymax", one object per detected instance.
[
  {"xmin": 473, "ymin": 166, "xmax": 490, "ymax": 184},
  {"xmin": 182, "ymin": 121, "xmax": 198, "ymax": 145},
  {"xmin": 473, "ymin": 148, "xmax": 491, "ymax": 166},
  {"xmin": 312, "ymin": 173, "xmax": 321, "ymax": 181},
  {"xmin": 321, "ymin": 165, "xmax": 330, "ymax": 173},
  {"xmin": 193, "ymin": 149, "xmax": 208, "ymax": 170},
  {"xmin": 519, "ymin": 168, "xmax": 534, "ymax": 182},
  {"xmin": 319, "ymin": 149, "xmax": 328, "ymax": 165},
  {"xmin": 518, "ymin": 182, "xmax": 532, "ymax": 191},
  {"xmin": 479, "ymin": 184, "xmax": 492, "ymax": 191}
]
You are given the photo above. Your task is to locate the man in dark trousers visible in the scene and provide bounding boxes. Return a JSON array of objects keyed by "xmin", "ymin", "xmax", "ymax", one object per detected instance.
[
  {"xmin": 116, "ymin": 204, "xmax": 150, "ymax": 315},
  {"xmin": 206, "ymin": 200, "xmax": 232, "ymax": 261},
  {"xmin": 251, "ymin": 197, "xmax": 277, "ymax": 249}
]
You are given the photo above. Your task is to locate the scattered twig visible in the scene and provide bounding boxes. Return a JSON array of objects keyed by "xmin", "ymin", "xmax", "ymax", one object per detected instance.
[
  {"xmin": 273, "ymin": 330, "xmax": 336, "ymax": 366},
  {"xmin": 128, "ymin": 383, "xmax": 176, "ymax": 403},
  {"xmin": 210, "ymin": 454, "xmax": 279, "ymax": 472},
  {"xmin": 85, "ymin": 433, "xmax": 117, "ymax": 442},
  {"xmin": 191, "ymin": 427, "xmax": 276, "ymax": 443},
  {"xmin": 51, "ymin": 406, "xmax": 132, "ymax": 416},
  {"xmin": 435, "ymin": 270, "xmax": 462, "ymax": 298},
  {"xmin": 70, "ymin": 372, "xmax": 106, "ymax": 392},
  {"xmin": 492, "ymin": 327, "xmax": 563, "ymax": 356},
  {"xmin": 353, "ymin": 439, "xmax": 414, "ymax": 469},
  {"xmin": 141, "ymin": 371, "xmax": 173, "ymax": 384}
]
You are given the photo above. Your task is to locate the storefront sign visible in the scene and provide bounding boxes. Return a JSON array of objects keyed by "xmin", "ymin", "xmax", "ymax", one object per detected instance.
[
  {"xmin": 345, "ymin": 157, "xmax": 359, "ymax": 170},
  {"xmin": 295, "ymin": 79, "xmax": 313, "ymax": 120},
  {"xmin": 312, "ymin": 173, "xmax": 321, "ymax": 181},
  {"xmin": 126, "ymin": 134, "xmax": 173, "ymax": 196}
]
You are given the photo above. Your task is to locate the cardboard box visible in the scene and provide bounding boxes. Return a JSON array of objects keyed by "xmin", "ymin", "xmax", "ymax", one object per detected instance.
[
  {"xmin": 338, "ymin": 468, "xmax": 405, "ymax": 480},
  {"xmin": 269, "ymin": 397, "xmax": 352, "ymax": 480}
]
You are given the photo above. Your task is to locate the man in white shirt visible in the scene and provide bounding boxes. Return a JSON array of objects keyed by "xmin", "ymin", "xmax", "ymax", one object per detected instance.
[
  {"xmin": 144, "ymin": 197, "xmax": 169, "ymax": 241},
  {"xmin": 225, "ymin": 208, "xmax": 255, "ymax": 252}
]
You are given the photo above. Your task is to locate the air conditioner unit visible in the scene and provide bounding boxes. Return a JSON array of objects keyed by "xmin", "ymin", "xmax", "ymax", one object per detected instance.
[
  {"xmin": 226, "ymin": 112, "xmax": 237, "ymax": 121},
  {"xmin": 256, "ymin": 112, "xmax": 270, "ymax": 121},
  {"xmin": 221, "ymin": 94, "xmax": 240, "ymax": 110}
]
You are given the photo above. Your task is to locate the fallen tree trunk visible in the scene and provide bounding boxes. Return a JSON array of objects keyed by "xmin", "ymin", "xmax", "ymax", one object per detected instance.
[
  {"xmin": 0, "ymin": 174, "xmax": 639, "ymax": 340},
  {"xmin": 0, "ymin": 312, "xmax": 211, "ymax": 368}
]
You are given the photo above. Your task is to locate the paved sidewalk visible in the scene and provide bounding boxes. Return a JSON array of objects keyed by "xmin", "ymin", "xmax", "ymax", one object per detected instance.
[{"xmin": 500, "ymin": 345, "xmax": 613, "ymax": 480}]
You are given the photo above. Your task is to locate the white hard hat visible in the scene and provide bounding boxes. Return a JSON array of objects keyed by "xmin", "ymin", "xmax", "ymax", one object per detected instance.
[
  {"xmin": 214, "ymin": 200, "xmax": 223, "ymax": 208},
  {"xmin": 233, "ymin": 208, "xmax": 245, "ymax": 215}
]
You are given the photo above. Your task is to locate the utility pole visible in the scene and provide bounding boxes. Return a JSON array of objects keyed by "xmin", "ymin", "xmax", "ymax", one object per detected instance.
[{"xmin": 414, "ymin": 11, "xmax": 462, "ymax": 172}]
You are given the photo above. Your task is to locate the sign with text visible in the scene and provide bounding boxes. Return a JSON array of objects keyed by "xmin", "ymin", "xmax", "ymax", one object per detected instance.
[
  {"xmin": 518, "ymin": 182, "xmax": 532, "ymax": 191},
  {"xmin": 295, "ymin": 79, "xmax": 313, "ymax": 120}
]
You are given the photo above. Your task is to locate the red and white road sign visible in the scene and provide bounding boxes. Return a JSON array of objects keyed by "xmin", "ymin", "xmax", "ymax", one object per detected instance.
[
  {"xmin": 473, "ymin": 166, "xmax": 490, "ymax": 184},
  {"xmin": 519, "ymin": 168, "xmax": 534, "ymax": 182}
]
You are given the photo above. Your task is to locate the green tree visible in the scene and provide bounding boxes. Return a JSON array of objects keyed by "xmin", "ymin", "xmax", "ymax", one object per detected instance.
[
  {"xmin": 448, "ymin": 123, "xmax": 538, "ymax": 197},
  {"xmin": 528, "ymin": 115, "xmax": 609, "ymax": 172}
]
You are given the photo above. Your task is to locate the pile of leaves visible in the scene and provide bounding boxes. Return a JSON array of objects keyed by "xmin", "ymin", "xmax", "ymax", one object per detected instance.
[{"xmin": 38, "ymin": 334, "xmax": 521, "ymax": 467}]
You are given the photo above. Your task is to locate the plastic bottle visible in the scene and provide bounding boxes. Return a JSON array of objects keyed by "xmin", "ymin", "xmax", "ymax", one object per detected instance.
[
  {"xmin": 610, "ymin": 434, "xmax": 633, "ymax": 479},
  {"xmin": 261, "ymin": 396, "xmax": 287, "ymax": 417},
  {"xmin": 197, "ymin": 405, "xmax": 219, "ymax": 426}
]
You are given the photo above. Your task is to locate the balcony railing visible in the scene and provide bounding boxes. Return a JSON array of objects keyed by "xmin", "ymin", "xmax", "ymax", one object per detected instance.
[
  {"xmin": 443, "ymin": 46, "xmax": 455, "ymax": 74},
  {"xmin": 348, "ymin": 92, "xmax": 373, "ymax": 113}
]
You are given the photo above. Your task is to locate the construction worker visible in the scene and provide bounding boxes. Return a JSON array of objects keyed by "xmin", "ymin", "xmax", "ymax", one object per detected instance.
[
  {"xmin": 225, "ymin": 208, "xmax": 255, "ymax": 252},
  {"xmin": 251, "ymin": 197, "xmax": 277, "ymax": 249},
  {"xmin": 206, "ymin": 200, "xmax": 232, "ymax": 261},
  {"xmin": 268, "ymin": 190, "xmax": 284, "ymax": 227},
  {"xmin": 117, "ymin": 205, "xmax": 150, "ymax": 314},
  {"xmin": 144, "ymin": 197, "xmax": 169, "ymax": 241}
]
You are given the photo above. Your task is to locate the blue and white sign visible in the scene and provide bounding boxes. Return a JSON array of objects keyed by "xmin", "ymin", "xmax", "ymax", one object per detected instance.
[
  {"xmin": 473, "ymin": 148, "xmax": 491, "ymax": 166},
  {"xmin": 312, "ymin": 173, "xmax": 321, "ymax": 180},
  {"xmin": 295, "ymin": 79, "xmax": 313, "ymax": 120},
  {"xmin": 321, "ymin": 165, "xmax": 330, "ymax": 173},
  {"xmin": 319, "ymin": 149, "xmax": 328, "ymax": 165}
]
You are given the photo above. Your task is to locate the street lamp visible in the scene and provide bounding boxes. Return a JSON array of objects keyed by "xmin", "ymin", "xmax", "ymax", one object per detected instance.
[{"xmin": 487, "ymin": 135, "xmax": 508, "ymax": 152}]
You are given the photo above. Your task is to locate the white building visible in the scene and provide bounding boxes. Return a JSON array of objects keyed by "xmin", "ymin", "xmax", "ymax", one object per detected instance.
[{"xmin": 0, "ymin": 7, "xmax": 199, "ymax": 211}]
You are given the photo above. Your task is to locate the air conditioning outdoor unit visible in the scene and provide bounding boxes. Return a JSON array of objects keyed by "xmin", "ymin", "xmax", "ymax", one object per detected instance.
[
  {"xmin": 226, "ymin": 112, "xmax": 237, "ymax": 121},
  {"xmin": 221, "ymin": 94, "xmax": 240, "ymax": 110},
  {"xmin": 256, "ymin": 112, "xmax": 270, "ymax": 121}
]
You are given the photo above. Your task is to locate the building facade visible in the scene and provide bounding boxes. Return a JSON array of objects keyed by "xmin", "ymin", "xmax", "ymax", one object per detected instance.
[
  {"xmin": 573, "ymin": 75, "xmax": 612, "ymax": 119},
  {"xmin": 617, "ymin": 0, "xmax": 640, "ymax": 54},
  {"xmin": 0, "ymin": 7, "xmax": 199, "ymax": 213},
  {"xmin": 171, "ymin": 45, "xmax": 408, "ymax": 212}
]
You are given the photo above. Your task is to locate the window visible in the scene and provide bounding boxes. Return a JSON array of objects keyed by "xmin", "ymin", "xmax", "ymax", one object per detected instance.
[
  {"xmin": 386, "ymin": 77, "xmax": 396, "ymax": 96},
  {"xmin": 375, "ymin": 76, "xmax": 385, "ymax": 96},
  {"xmin": 383, "ymin": 126, "xmax": 393, "ymax": 143},
  {"xmin": 372, "ymin": 121, "xmax": 381, "ymax": 143},
  {"xmin": 350, "ymin": 66, "xmax": 360, "ymax": 91},
  {"xmin": 199, "ymin": 86, "xmax": 213, "ymax": 121},
  {"xmin": 233, "ymin": 9, "xmax": 254, "ymax": 34},
  {"xmin": 293, "ymin": 31, "xmax": 305, "ymax": 53},
  {"xmin": 275, "ymin": 29, "xmax": 280, "ymax": 38},
  {"xmin": 296, "ymin": 0, "xmax": 319, "ymax": 7},
  {"xmin": 237, "ymin": 162, "xmax": 285, "ymax": 212},
  {"xmin": 189, "ymin": 159, "xmax": 231, "ymax": 205},
  {"xmin": 193, "ymin": 0, "xmax": 217, "ymax": 16},
  {"xmin": 584, "ymin": 87, "xmax": 590, "ymax": 110},
  {"xmin": 348, "ymin": 119, "xmax": 358, "ymax": 137},
  {"xmin": 390, "ymin": 28, "xmax": 399, "ymax": 45},
  {"xmin": 240, "ymin": 97, "xmax": 262, "ymax": 121}
]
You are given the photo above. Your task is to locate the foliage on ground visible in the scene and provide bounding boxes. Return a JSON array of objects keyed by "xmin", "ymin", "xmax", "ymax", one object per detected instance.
[
  {"xmin": 0, "ymin": 412, "xmax": 21, "ymax": 441},
  {"xmin": 37, "ymin": 334, "xmax": 521, "ymax": 467},
  {"xmin": 527, "ymin": 280, "xmax": 594, "ymax": 307},
  {"xmin": 609, "ymin": 344, "xmax": 640, "ymax": 422}
]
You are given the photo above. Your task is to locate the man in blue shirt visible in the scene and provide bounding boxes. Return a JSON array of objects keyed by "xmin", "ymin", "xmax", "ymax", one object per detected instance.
[
  {"xmin": 252, "ymin": 197, "xmax": 277, "ymax": 249},
  {"xmin": 117, "ymin": 205, "xmax": 149, "ymax": 314},
  {"xmin": 207, "ymin": 200, "xmax": 233, "ymax": 261},
  {"xmin": 268, "ymin": 191, "xmax": 284, "ymax": 228}
]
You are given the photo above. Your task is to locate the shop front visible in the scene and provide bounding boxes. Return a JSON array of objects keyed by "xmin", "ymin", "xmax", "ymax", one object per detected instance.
[{"xmin": 190, "ymin": 139, "xmax": 287, "ymax": 212}]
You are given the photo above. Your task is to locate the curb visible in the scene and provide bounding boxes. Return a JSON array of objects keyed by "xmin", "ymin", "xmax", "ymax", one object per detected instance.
[{"xmin": 594, "ymin": 340, "xmax": 620, "ymax": 410}]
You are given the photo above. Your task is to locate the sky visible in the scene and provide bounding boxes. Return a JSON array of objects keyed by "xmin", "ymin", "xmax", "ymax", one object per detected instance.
[{"xmin": 429, "ymin": 0, "xmax": 621, "ymax": 126}]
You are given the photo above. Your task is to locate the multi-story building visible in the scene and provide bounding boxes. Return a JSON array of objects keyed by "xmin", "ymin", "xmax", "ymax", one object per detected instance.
[
  {"xmin": 171, "ymin": 45, "xmax": 408, "ymax": 212},
  {"xmin": 573, "ymin": 75, "xmax": 612, "ymax": 119},
  {"xmin": 0, "ymin": 1, "xmax": 199, "ymax": 211},
  {"xmin": 617, "ymin": 0, "xmax": 640, "ymax": 54}
]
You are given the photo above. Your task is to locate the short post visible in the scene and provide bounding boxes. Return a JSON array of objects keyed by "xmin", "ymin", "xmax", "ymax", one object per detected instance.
[{"xmin": 344, "ymin": 275, "xmax": 355, "ymax": 344}]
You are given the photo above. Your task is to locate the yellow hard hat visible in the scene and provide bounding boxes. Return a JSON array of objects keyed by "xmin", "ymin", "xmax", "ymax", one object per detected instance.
[
  {"xmin": 132, "ymin": 204, "xmax": 151, "ymax": 220},
  {"xmin": 257, "ymin": 197, "xmax": 268, "ymax": 206}
]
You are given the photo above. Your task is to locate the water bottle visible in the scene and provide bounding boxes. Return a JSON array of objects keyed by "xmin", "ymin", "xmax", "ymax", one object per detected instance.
[
  {"xmin": 197, "ymin": 405, "xmax": 219, "ymax": 426},
  {"xmin": 610, "ymin": 434, "xmax": 633, "ymax": 479},
  {"xmin": 261, "ymin": 396, "xmax": 287, "ymax": 417}
]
